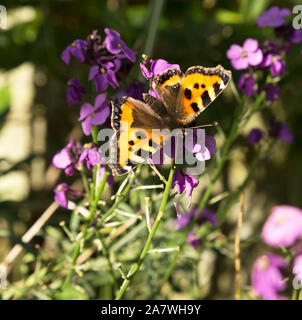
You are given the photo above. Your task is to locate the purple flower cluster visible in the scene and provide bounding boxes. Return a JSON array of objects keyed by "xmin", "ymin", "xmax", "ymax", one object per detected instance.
[
  {"xmin": 227, "ymin": 6, "xmax": 302, "ymax": 103},
  {"xmin": 52, "ymin": 137, "xmax": 113, "ymax": 208},
  {"xmin": 53, "ymin": 28, "xmax": 138, "ymax": 207},
  {"xmin": 62, "ymin": 29, "xmax": 136, "ymax": 94},
  {"xmin": 247, "ymin": 117, "xmax": 293, "ymax": 145},
  {"xmin": 252, "ymin": 205, "xmax": 302, "ymax": 300}
]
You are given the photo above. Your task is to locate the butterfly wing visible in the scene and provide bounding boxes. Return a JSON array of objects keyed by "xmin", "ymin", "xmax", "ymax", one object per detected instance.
[
  {"xmin": 176, "ymin": 65, "xmax": 231, "ymax": 125},
  {"xmin": 152, "ymin": 68, "xmax": 184, "ymax": 120},
  {"xmin": 109, "ymin": 97, "xmax": 171, "ymax": 176}
]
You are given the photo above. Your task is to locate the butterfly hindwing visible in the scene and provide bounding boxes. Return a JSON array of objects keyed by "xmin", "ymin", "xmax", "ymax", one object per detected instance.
[{"xmin": 176, "ymin": 65, "xmax": 231, "ymax": 125}]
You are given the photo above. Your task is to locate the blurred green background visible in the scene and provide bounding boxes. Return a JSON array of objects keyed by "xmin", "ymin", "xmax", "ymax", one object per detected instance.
[{"xmin": 0, "ymin": 0, "xmax": 302, "ymax": 299}]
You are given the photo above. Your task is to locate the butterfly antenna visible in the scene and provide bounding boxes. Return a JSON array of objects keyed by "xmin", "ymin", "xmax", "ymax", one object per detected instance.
[{"xmin": 188, "ymin": 121, "xmax": 219, "ymax": 129}]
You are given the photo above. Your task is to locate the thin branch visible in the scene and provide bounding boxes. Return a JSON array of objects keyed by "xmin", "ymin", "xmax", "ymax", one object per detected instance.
[{"xmin": 235, "ymin": 192, "xmax": 244, "ymax": 300}]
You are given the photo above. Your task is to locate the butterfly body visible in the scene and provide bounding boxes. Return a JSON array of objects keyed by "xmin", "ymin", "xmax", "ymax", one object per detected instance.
[{"xmin": 109, "ymin": 64, "xmax": 231, "ymax": 176}]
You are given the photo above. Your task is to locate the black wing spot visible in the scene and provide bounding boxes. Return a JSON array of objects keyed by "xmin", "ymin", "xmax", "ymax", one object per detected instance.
[
  {"xmin": 184, "ymin": 88, "xmax": 192, "ymax": 100},
  {"xmin": 213, "ymin": 82, "xmax": 221, "ymax": 96},
  {"xmin": 129, "ymin": 140, "xmax": 135, "ymax": 146},
  {"xmin": 135, "ymin": 131, "xmax": 147, "ymax": 139},
  {"xmin": 201, "ymin": 83, "xmax": 206, "ymax": 89},
  {"xmin": 201, "ymin": 90, "xmax": 211, "ymax": 107},
  {"xmin": 191, "ymin": 102, "xmax": 199, "ymax": 112},
  {"xmin": 194, "ymin": 83, "xmax": 199, "ymax": 89}
]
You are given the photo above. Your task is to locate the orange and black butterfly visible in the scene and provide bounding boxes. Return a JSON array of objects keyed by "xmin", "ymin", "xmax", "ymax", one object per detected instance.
[{"xmin": 109, "ymin": 65, "xmax": 231, "ymax": 175}]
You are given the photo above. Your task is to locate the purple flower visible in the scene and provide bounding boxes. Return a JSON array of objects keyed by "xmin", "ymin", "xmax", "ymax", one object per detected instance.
[
  {"xmin": 66, "ymin": 78, "xmax": 86, "ymax": 106},
  {"xmin": 251, "ymin": 253, "xmax": 288, "ymax": 300},
  {"xmin": 226, "ymin": 39, "xmax": 263, "ymax": 70},
  {"xmin": 198, "ymin": 207, "xmax": 218, "ymax": 226},
  {"xmin": 257, "ymin": 6, "xmax": 291, "ymax": 28},
  {"xmin": 237, "ymin": 73, "xmax": 256, "ymax": 97},
  {"xmin": 104, "ymin": 28, "xmax": 136, "ymax": 63},
  {"xmin": 187, "ymin": 231, "xmax": 200, "ymax": 248},
  {"xmin": 89, "ymin": 58, "xmax": 121, "ymax": 93},
  {"xmin": 268, "ymin": 117, "xmax": 294, "ymax": 143},
  {"xmin": 99, "ymin": 166, "xmax": 114, "ymax": 187},
  {"xmin": 191, "ymin": 135, "xmax": 217, "ymax": 162},
  {"xmin": 262, "ymin": 84, "xmax": 280, "ymax": 102},
  {"xmin": 54, "ymin": 183, "xmax": 81, "ymax": 209},
  {"xmin": 176, "ymin": 214, "xmax": 191, "ymax": 230},
  {"xmin": 262, "ymin": 205, "xmax": 302, "ymax": 248},
  {"xmin": 140, "ymin": 57, "xmax": 180, "ymax": 80},
  {"xmin": 52, "ymin": 137, "xmax": 83, "ymax": 176},
  {"xmin": 116, "ymin": 79, "xmax": 145, "ymax": 102},
  {"xmin": 78, "ymin": 94, "xmax": 110, "ymax": 136},
  {"xmin": 61, "ymin": 39, "xmax": 87, "ymax": 64},
  {"xmin": 261, "ymin": 54, "xmax": 286, "ymax": 77},
  {"xmin": 172, "ymin": 170, "xmax": 199, "ymax": 205},
  {"xmin": 140, "ymin": 57, "xmax": 181, "ymax": 99},
  {"xmin": 248, "ymin": 128, "xmax": 264, "ymax": 145},
  {"xmin": 79, "ymin": 143, "xmax": 101, "ymax": 170},
  {"xmin": 175, "ymin": 207, "xmax": 217, "ymax": 230}
]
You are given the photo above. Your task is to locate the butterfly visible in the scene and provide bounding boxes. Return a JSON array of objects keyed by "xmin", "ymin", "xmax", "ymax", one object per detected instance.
[{"xmin": 109, "ymin": 65, "xmax": 231, "ymax": 176}]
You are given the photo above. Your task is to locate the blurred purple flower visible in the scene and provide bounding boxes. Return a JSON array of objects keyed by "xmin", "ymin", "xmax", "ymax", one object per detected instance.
[
  {"xmin": 268, "ymin": 117, "xmax": 294, "ymax": 143},
  {"xmin": 117, "ymin": 79, "xmax": 145, "ymax": 101},
  {"xmin": 237, "ymin": 73, "xmax": 256, "ymax": 97},
  {"xmin": 54, "ymin": 183, "xmax": 81, "ymax": 209},
  {"xmin": 104, "ymin": 28, "xmax": 136, "ymax": 63},
  {"xmin": 262, "ymin": 85, "xmax": 280, "ymax": 102},
  {"xmin": 226, "ymin": 39, "xmax": 263, "ymax": 70},
  {"xmin": 61, "ymin": 39, "xmax": 87, "ymax": 64},
  {"xmin": 257, "ymin": 6, "xmax": 291, "ymax": 28},
  {"xmin": 251, "ymin": 253, "xmax": 288, "ymax": 300},
  {"xmin": 89, "ymin": 58, "xmax": 121, "ymax": 93},
  {"xmin": 198, "ymin": 207, "xmax": 218, "ymax": 226},
  {"xmin": 66, "ymin": 78, "xmax": 86, "ymax": 106},
  {"xmin": 176, "ymin": 214, "xmax": 191, "ymax": 230},
  {"xmin": 52, "ymin": 137, "xmax": 83, "ymax": 176},
  {"xmin": 78, "ymin": 94, "xmax": 110, "ymax": 136},
  {"xmin": 176, "ymin": 207, "xmax": 217, "ymax": 230},
  {"xmin": 99, "ymin": 166, "xmax": 114, "ymax": 187},
  {"xmin": 248, "ymin": 128, "xmax": 264, "ymax": 145},
  {"xmin": 262, "ymin": 205, "xmax": 302, "ymax": 248},
  {"xmin": 261, "ymin": 54, "xmax": 286, "ymax": 77},
  {"xmin": 187, "ymin": 231, "xmax": 200, "ymax": 248}
]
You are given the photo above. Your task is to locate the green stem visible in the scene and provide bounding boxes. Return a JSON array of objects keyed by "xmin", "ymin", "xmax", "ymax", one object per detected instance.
[
  {"xmin": 143, "ymin": 0, "xmax": 165, "ymax": 57},
  {"xmin": 62, "ymin": 168, "xmax": 109, "ymax": 288},
  {"xmin": 115, "ymin": 163, "xmax": 175, "ymax": 300},
  {"xmin": 96, "ymin": 230, "xmax": 118, "ymax": 292}
]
